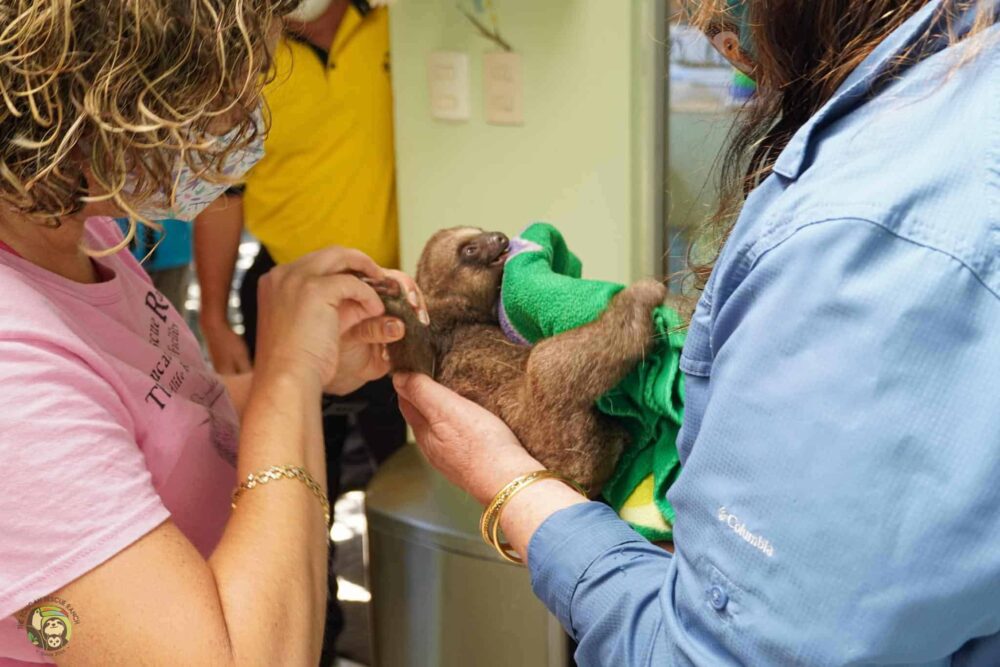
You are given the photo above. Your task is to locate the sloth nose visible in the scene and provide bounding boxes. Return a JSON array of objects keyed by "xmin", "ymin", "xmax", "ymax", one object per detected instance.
[{"xmin": 490, "ymin": 233, "xmax": 509, "ymax": 250}]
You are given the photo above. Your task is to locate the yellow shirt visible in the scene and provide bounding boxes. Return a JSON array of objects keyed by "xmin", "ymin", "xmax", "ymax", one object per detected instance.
[{"xmin": 243, "ymin": 7, "xmax": 399, "ymax": 268}]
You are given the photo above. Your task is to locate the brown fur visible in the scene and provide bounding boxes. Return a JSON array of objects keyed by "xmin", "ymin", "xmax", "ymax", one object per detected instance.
[{"xmin": 374, "ymin": 227, "xmax": 669, "ymax": 495}]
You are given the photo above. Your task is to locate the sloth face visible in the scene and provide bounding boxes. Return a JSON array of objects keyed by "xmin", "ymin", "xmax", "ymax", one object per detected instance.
[
  {"xmin": 41, "ymin": 618, "xmax": 67, "ymax": 650},
  {"xmin": 455, "ymin": 229, "xmax": 510, "ymax": 269},
  {"xmin": 416, "ymin": 227, "xmax": 510, "ymax": 319},
  {"xmin": 43, "ymin": 619, "xmax": 64, "ymax": 635}
]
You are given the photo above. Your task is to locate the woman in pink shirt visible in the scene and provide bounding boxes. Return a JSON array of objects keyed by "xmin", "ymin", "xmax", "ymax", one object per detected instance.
[{"xmin": 0, "ymin": 1, "xmax": 424, "ymax": 664}]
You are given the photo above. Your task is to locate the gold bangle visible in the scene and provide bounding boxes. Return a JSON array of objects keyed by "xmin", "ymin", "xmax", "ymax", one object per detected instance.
[
  {"xmin": 480, "ymin": 470, "xmax": 588, "ymax": 565},
  {"xmin": 231, "ymin": 465, "xmax": 331, "ymax": 527}
]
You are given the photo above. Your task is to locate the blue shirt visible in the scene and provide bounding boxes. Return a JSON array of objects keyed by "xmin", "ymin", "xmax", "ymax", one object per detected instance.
[
  {"xmin": 528, "ymin": 3, "xmax": 1000, "ymax": 665},
  {"xmin": 115, "ymin": 218, "xmax": 192, "ymax": 272}
]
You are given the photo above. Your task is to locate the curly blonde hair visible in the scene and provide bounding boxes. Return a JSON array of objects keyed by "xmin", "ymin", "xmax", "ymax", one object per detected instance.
[{"xmin": 0, "ymin": 0, "xmax": 297, "ymax": 238}]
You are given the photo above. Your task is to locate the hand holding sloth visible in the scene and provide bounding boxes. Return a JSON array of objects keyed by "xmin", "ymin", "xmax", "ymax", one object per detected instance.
[{"xmin": 373, "ymin": 227, "xmax": 668, "ymax": 496}]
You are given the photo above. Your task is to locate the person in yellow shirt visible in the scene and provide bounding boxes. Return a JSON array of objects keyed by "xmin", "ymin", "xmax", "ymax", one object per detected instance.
[{"xmin": 194, "ymin": 1, "xmax": 403, "ymax": 662}]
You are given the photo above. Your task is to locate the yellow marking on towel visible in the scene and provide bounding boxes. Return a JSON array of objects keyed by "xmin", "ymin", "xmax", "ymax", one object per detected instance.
[{"xmin": 619, "ymin": 474, "xmax": 671, "ymax": 533}]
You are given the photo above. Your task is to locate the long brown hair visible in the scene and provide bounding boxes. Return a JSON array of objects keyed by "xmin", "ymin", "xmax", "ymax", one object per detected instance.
[
  {"xmin": 687, "ymin": 0, "xmax": 995, "ymax": 289},
  {"xmin": 0, "ymin": 0, "xmax": 297, "ymax": 234}
]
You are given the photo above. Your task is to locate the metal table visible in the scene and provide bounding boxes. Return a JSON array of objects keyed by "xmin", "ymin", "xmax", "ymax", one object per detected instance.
[{"xmin": 366, "ymin": 445, "xmax": 570, "ymax": 667}]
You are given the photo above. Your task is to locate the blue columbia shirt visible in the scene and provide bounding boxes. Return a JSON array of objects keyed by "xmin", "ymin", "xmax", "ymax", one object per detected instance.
[{"xmin": 528, "ymin": 3, "xmax": 1000, "ymax": 665}]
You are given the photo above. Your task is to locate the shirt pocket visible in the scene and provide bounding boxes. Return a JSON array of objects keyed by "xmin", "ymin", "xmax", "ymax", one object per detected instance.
[
  {"xmin": 679, "ymin": 292, "xmax": 714, "ymax": 379},
  {"xmin": 676, "ymin": 292, "xmax": 714, "ymax": 463}
]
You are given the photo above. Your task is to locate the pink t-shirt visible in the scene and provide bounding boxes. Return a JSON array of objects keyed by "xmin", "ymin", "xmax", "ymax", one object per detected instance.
[{"xmin": 0, "ymin": 218, "xmax": 239, "ymax": 664}]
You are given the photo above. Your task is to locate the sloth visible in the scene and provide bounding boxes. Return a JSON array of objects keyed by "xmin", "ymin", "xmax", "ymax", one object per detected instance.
[{"xmin": 369, "ymin": 227, "xmax": 669, "ymax": 495}]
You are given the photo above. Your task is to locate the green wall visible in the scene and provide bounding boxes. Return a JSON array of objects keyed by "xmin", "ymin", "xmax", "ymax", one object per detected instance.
[
  {"xmin": 389, "ymin": 1, "xmax": 733, "ymax": 283},
  {"xmin": 390, "ymin": 0, "xmax": 647, "ymax": 283}
]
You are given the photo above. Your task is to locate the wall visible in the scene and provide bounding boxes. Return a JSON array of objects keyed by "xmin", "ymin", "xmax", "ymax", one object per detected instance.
[{"xmin": 389, "ymin": 0, "xmax": 660, "ymax": 283}]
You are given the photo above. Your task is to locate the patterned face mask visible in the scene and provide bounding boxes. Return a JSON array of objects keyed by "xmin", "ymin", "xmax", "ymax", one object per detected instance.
[
  {"xmin": 704, "ymin": 0, "xmax": 755, "ymax": 77},
  {"xmin": 130, "ymin": 107, "xmax": 266, "ymax": 222}
]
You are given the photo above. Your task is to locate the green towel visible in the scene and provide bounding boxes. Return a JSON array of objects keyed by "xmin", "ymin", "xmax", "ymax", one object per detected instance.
[{"xmin": 498, "ymin": 223, "xmax": 685, "ymax": 541}]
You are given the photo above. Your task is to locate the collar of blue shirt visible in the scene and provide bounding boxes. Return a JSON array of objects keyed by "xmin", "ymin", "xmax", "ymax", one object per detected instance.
[{"xmin": 773, "ymin": 0, "xmax": 998, "ymax": 181}]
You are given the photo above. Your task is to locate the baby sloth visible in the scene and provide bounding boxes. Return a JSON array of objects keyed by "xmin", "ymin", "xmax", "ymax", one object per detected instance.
[{"xmin": 372, "ymin": 227, "xmax": 667, "ymax": 495}]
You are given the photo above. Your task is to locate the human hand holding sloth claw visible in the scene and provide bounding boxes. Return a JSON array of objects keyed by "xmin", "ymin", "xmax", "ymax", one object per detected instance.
[
  {"xmin": 326, "ymin": 269, "xmax": 428, "ymax": 396},
  {"xmin": 254, "ymin": 247, "xmax": 426, "ymax": 397}
]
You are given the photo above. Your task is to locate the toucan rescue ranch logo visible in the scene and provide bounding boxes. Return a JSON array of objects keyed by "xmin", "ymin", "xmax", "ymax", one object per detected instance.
[{"xmin": 15, "ymin": 597, "xmax": 80, "ymax": 657}]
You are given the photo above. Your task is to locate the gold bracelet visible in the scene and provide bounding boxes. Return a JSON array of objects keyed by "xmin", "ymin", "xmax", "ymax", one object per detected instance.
[
  {"xmin": 480, "ymin": 470, "xmax": 588, "ymax": 565},
  {"xmin": 231, "ymin": 465, "xmax": 331, "ymax": 527}
]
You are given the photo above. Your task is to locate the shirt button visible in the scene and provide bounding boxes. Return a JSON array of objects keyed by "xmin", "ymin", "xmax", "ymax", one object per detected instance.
[{"xmin": 709, "ymin": 586, "xmax": 729, "ymax": 611}]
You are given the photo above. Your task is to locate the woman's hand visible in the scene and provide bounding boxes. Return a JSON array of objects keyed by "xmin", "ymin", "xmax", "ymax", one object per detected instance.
[
  {"xmin": 392, "ymin": 372, "xmax": 543, "ymax": 504},
  {"xmin": 254, "ymin": 246, "xmax": 389, "ymax": 391},
  {"xmin": 202, "ymin": 318, "xmax": 253, "ymax": 374},
  {"xmin": 393, "ymin": 372, "xmax": 589, "ymax": 561},
  {"xmin": 323, "ymin": 269, "xmax": 428, "ymax": 396}
]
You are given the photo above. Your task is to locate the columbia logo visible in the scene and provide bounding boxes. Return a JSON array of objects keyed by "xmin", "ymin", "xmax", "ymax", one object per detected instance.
[{"xmin": 717, "ymin": 506, "xmax": 775, "ymax": 558}]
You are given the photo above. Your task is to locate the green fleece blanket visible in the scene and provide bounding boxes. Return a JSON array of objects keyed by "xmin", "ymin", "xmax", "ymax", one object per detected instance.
[{"xmin": 498, "ymin": 223, "xmax": 685, "ymax": 541}]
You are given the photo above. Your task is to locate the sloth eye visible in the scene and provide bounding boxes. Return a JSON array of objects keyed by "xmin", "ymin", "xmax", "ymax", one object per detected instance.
[{"xmin": 462, "ymin": 244, "xmax": 478, "ymax": 257}]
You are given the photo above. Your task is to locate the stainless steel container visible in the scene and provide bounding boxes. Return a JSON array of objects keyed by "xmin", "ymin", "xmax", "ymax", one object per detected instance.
[{"xmin": 366, "ymin": 445, "xmax": 570, "ymax": 667}]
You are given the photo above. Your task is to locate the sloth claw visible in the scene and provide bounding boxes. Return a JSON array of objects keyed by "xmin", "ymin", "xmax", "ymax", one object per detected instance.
[{"xmin": 361, "ymin": 276, "xmax": 403, "ymax": 298}]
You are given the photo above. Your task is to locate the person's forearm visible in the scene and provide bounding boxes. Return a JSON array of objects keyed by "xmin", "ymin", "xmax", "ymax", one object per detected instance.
[
  {"xmin": 482, "ymin": 451, "xmax": 675, "ymax": 665},
  {"xmin": 527, "ymin": 502, "xmax": 673, "ymax": 666},
  {"xmin": 458, "ymin": 447, "xmax": 588, "ymax": 563},
  {"xmin": 220, "ymin": 372, "xmax": 253, "ymax": 417},
  {"xmin": 194, "ymin": 194, "xmax": 243, "ymax": 327},
  {"xmin": 208, "ymin": 368, "xmax": 329, "ymax": 665},
  {"xmin": 499, "ymin": 479, "xmax": 589, "ymax": 562}
]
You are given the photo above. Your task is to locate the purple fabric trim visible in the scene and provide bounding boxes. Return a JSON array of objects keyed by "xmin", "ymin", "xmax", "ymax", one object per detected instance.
[
  {"xmin": 498, "ymin": 300, "xmax": 532, "ymax": 346},
  {"xmin": 496, "ymin": 235, "xmax": 543, "ymax": 346},
  {"xmin": 507, "ymin": 235, "xmax": 544, "ymax": 258}
]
